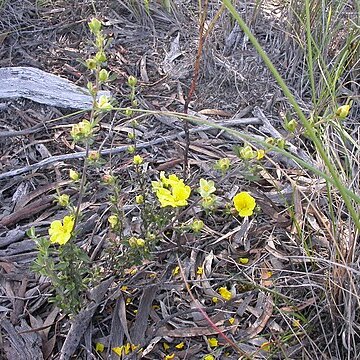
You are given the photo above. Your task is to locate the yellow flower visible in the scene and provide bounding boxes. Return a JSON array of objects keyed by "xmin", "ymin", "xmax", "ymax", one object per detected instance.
[
  {"xmin": 292, "ymin": 319, "xmax": 301, "ymax": 328},
  {"xmin": 218, "ymin": 287, "xmax": 232, "ymax": 301},
  {"xmin": 256, "ymin": 149, "xmax": 265, "ymax": 160},
  {"xmin": 112, "ymin": 346, "xmax": 123, "ymax": 356},
  {"xmin": 128, "ymin": 145, "xmax": 136, "ymax": 154},
  {"xmin": 239, "ymin": 145, "xmax": 256, "ymax": 160},
  {"xmin": 57, "ymin": 194, "xmax": 70, "ymax": 207},
  {"xmin": 172, "ymin": 266, "xmax": 180, "ymax": 276},
  {"xmin": 70, "ymin": 119, "xmax": 93, "ymax": 141},
  {"xmin": 175, "ymin": 342, "xmax": 185, "ymax": 349},
  {"xmin": 163, "ymin": 342, "xmax": 170, "ymax": 351},
  {"xmin": 69, "ymin": 169, "xmax": 80, "ymax": 181},
  {"xmin": 208, "ymin": 337, "xmax": 218, "ymax": 348},
  {"xmin": 336, "ymin": 104, "xmax": 350, "ymax": 118},
  {"xmin": 164, "ymin": 354, "xmax": 175, "ymax": 360},
  {"xmin": 48, "ymin": 215, "xmax": 74, "ymax": 245},
  {"xmin": 238, "ymin": 257, "xmax": 249, "ymax": 264},
  {"xmin": 136, "ymin": 238, "xmax": 145, "ymax": 247},
  {"xmin": 155, "ymin": 174, "xmax": 191, "ymax": 208},
  {"xmin": 203, "ymin": 355, "xmax": 215, "ymax": 360},
  {"xmin": 260, "ymin": 341, "xmax": 271, "ymax": 351},
  {"xmin": 198, "ymin": 178, "xmax": 216, "ymax": 198},
  {"xmin": 233, "ymin": 192, "xmax": 256, "ymax": 217},
  {"xmin": 108, "ymin": 214, "xmax": 119, "ymax": 228},
  {"xmin": 97, "ymin": 95, "xmax": 113, "ymax": 111},
  {"xmin": 212, "ymin": 296, "xmax": 218, "ymax": 304},
  {"xmin": 133, "ymin": 155, "xmax": 143, "ymax": 165},
  {"xmin": 136, "ymin": 195, "xmax": 144, "ymax": 204},
  {"xmin": 196, "ymin": 266, "xmax": 204, "ymax": 275},
  {"xmin": 95, "ymin": 342, "xmax": 105, "ymax": 352},
  {"xmin": 228, "ymin": 317, "xmax": 235, "ymax": 325}
]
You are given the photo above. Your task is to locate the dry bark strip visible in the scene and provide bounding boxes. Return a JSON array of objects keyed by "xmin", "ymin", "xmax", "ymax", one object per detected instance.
[
  {"xmin": 0, "ymin": 67, "xmax": 109, "ymax": 110},
  {"xmin": 59, "ymin": 277, "xmax": 114, "ymax": 360}
]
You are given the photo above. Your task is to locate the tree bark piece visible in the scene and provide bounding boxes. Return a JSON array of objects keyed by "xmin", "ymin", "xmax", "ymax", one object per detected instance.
[{"xmin": 0, "ymin": 67, "xmax": 109, "ymax": 110}]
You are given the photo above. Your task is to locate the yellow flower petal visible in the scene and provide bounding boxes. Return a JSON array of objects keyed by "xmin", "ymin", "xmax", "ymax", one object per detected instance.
[
  {"xmin": 196, "ymin": 266, "xmax": 203, "ymax": 275},
  {"xmin": 203, "ymin": 355, "xmax": 215, "ymax": 360},
  {"xmin": 163, "ymin": 342, "xmax": 170, "ymax": 351},
  {"xmin": 208, "ymin": 337, "xmax": 218, "ymax": 348},
  {"xmin": 228, "ymin": 317, "xmax": 235, "ymax": 325},
  {"xmin": 112, "ymin": 346, "xmax": 123, "ymax": 356},
  {"xmin": 175, "ymin": 342, "xmax": 185, "ymax": 349},
  {"xmin": 95, "ymin": 342, "xmax": 105, "ymax": 352},
  {"xmin": 164, "ymin": 353, "xmax": 175, "ymax": 360},
  {"xmin": 218, "ymin": 287, "xmax": 232, "ymax": 301},
  {"xmin": 172, "ymin": 266, "xmax": 180, "ymax": 276}
]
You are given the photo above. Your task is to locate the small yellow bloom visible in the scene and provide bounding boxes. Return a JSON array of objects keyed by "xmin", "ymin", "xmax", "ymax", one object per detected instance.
[
  {"xmin": 238, "ymin": 257, "xmax": 249, "ymax": 265},
  {"xmin": 198, "ymin": 178, "xmax": 216, "ymax": 198},
  {"xmin": 70, "ymin": 119, "xmax": 93, "ymax": 141},
  {"xmin": 212, "ymin": 296, "xmax": 218, "ymax": 304},
  {"xmin": 133, "ymin": 155, "xmax": 143, "ymax": 165},
  {"xmin": 57, "ymin": 194, "xmax": 70, "ymax": 207},
  {"xmin": 163, "ymin": 342, "xmax": 170, "ymax": 351},
  {"xmin": 164, "ymin": 354, "xmax": 175, "ymax": 360},
  {"xmin": 218, "ymin": 287, "xmax": 232, "ymax": 301},
  {"xmin": 260, "ymin": 341, "xmax": 271, "ymax": 351},
  {"xmin": 175, "ymin": 342, "xmax": 185, "ymax": 349},
  {"xmin": 95, "ymin": 342, "xmax": 105, "ymax": 352},
  {"xmin": 203, "ymin": 355, "xmax": 215, "ymax": 360},
  {"xmin": 336, "ymin": 104, "xmax": 350, "ymax": 118},
  {"xmin": 136, "ymin": 238, "xmax": 145, "ymax": 247},
  {"xmin": 233, "ymin": 192, "xmax": 256, "ymax": 217},
  {"xmin": 136, "ymin": 195, "xmax": 144, "ymax": 204},
  {"xmin": 108, "ymin": 214, "xmax": 119, "ymax": 228},
  {"xmin": 129, "ymin": 268, "xmax": 137, "ymax": 275},
  {"xmin": 133, "ymin": 309, "xmax": 138, "ymax": 314},
  {"xmin": 69, "ymin": 169, "xmax": 80, "ymax": 181},
  {"xmin": 292, "ymin": 319, "xmax": 301, "ymax": 328},
  {"xmin": 48, "ymin": 215, "xmax": 74, "ymax": 245},
  {"xmin": 208, "ymin": 337, "xmax": 218, "ymax": 348},
  {"xmin": 97, "ymin": 95, "xmax": 113, "ymax": 111},
  {"xmin": 239, "ymin": 145, "xmax": 256, "ymax": 160},
  {"xmin": 126, "ymin": 298, "xmax": 132, "ymax": 305},
  {"xmin": 172, "ymin": 266, "xmax": 180, "ymax": 276},
  {"xmin": 120, "ymin": 285, "xmax": 128, "ymax": 292},
  {"xmin": 112, "ymin": 346, "xmax": 123, "ymax": 356},
  {"xmin": 196, "ymin": 266, "xmax": 204, "ymax": 275},
  {"xmin": 256, "ymin": 149, "xmax": 265, "ymax": 160},
  {"xmin": 228, "ymin": 317, "xmax": 235, "ymax": 325}
]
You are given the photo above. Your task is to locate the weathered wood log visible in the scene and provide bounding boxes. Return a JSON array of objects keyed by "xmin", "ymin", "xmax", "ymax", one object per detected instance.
[{"xmin": 0, "ymin": 67, "xmax": 109, "ymax": 110}]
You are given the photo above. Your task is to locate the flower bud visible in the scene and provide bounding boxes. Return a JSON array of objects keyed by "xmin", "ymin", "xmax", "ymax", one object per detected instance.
[
  {"xmin": 89, "ymin": 18, "xmax": 102, "ymax": 34},
  {"xmin": 336, "ymin": 104, "xmax": 350, "ymax": 119},
  {"xmin": 99, "ymin": 69, "xmax": 109, "ymax": 82},
  {"xmin": 127, "ymin": 75, "xmax": 137, "ymax": 87}
]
